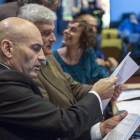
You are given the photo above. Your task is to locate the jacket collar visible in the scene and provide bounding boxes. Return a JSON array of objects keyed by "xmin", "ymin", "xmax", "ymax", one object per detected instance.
[{"xmin": 40, "ymin": 62, "xmax": 76, "ymax": 104}]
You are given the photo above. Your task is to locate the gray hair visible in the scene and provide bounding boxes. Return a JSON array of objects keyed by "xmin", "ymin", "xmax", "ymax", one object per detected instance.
[
  {"xmin": 17, "ymin": 4, "xmax": 57, "ymax": 24},
  {"xmin": 17, "ymin": 0, "xmax": 60, "ymax": 8}
]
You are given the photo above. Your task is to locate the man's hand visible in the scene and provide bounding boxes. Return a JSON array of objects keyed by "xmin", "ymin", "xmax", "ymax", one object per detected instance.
[
  {"xmin": 91, "ymin": 77, "xmax": 119, "ymax": 100},
  {"xmin": 96, "ymin": 58, "xmax": 106, "ymax": 66},
  {"xmin": 105, "ymin": 57, "xmax": 118, "ymax": 68},
  {"xmin": 100, "ymin": 111, "xmax": 128, "ymax": 138},
  {"xmin": 111, "ymin": 84, "xmax": 127, "ymax": 101}
]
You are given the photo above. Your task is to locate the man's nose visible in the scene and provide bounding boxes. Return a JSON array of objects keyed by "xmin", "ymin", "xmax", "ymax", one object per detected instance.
[
  {"xmin": 38, "ymin": 49, "xmax": 46, "ymax": 61},
  {"xmin": 50, "ymin": 33, "xmax": 56, "ymax": 42}
]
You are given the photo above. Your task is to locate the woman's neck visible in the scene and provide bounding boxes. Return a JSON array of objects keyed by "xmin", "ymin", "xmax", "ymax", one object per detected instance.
[{"xmin": 60, "ymin": 46, "xmax": 84, "ymax": 65}]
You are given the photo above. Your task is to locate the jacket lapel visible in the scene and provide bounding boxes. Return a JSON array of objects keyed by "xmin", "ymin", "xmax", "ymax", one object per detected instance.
[
  {"xmin": 40, "ymin": 63, "xmax": 76, "ymax": 104},
  {"xmin": 0, "ymin": 64, "xmax": 43, "ymax": 98}
]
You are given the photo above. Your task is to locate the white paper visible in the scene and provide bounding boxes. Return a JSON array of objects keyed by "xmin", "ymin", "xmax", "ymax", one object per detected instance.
[
  {"xmin": 112, "ymin": 56, "xmax": 139, "ymax": 86},
  {"xmin": 102, "ymin": 52, "xmax": 139, "ymax": 110},
  {"xmin": 116, "ymin": 100, "xmax": 140, "ymax": 114},
  {"xmin": 116, "ymin": 100, "xmax": 140, "ymax": 110},
  {"xmin": 126, "ymin": 107, "xmax": 140, "ymax": 114},
  {"xmin": 103, "ymin": 113, "xmax": 140, "ymax": 140},
  {"xmin": 125, "ymin": 115, "xmax": 140, "ymax": 140},
  {"xmin": 102, "ymin": 98, "xmax": 110, "ymax": 110},
  {"xmin": 117, "ymin": 90, "xmax": 140, "ymax": 101},
  {"xmin": 111, "ymin": 52, "xmax": 131, "ymax": 78}
]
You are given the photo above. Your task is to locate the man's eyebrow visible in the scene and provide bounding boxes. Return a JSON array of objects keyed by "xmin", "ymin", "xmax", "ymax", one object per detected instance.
[{"xmin": 42, "ymin": 29, "xmax": 55, "ymax": 33}]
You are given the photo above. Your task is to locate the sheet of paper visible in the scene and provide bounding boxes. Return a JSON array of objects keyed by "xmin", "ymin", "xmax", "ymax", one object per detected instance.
[
  {"xmin": 116, "ymin": 100, "xmax": 140, "ymax": 110},
  {"xmin": 116, "ymin": 100, "xmax": 140, "ymax": 114},
  {"xmin": 111, "ymin": 52, "xmax": 131, "ymax": 78},
  {"xmin": 117, "ymin": 90, "xmax": 140, "ymax": 101},
  {"xmin": 102, "ymin": 52, "xmax": 139, "ymax": 110},
  {"xmin": 125, "ymin": 116, "xmax": 140, "ymax": 140},
  {"xmin": 125, "ymin": 107, "xmax": 140, "ymax": 114},
  {"xmin": 103, "ymin": 113, "xmax": 140, "ymax": 140},
  {"xmin": 112, "ymin": 56, "xmax": 139, "ymax": 86}
]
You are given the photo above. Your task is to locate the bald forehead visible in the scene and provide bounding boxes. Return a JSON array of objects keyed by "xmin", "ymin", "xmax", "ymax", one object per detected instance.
[
  {"xmin": 81, "ymin": 15, "xmax": 96, "ymax": 25},
  {"xmin": 0, "ymin": 17, "xmax": 34, "ymax": 31},
  {"xmin": 0, "ymin": 17, "xmax": 42, "ymax": 44}
]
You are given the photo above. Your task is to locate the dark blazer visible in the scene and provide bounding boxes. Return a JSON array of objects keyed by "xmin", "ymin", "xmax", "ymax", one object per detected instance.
[
  {"xmin": 0, "ymin": 64, "xmax": 103, "ymax": 140},
  {"xmin": 33, "ymin": 55, "xmax": 101, "ymax": 140},
  {"xmin": 0, "ymin": 2, "xmax": 18, "ymax": 21}
]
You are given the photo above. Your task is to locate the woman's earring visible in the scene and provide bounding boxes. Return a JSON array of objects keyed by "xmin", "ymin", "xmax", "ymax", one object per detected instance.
[{"xmin": 78, "ymin": 48, "xmax": 81, "ymax": 54}]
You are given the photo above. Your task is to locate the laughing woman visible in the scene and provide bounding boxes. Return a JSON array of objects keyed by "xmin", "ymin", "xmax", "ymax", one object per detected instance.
[{"xmin": 53, "ymin": 19, "xmax": 109, "ymax": 84}]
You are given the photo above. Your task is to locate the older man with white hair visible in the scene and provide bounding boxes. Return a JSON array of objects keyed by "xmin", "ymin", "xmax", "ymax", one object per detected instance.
[{"xmin": 17, "ymin": 4, "xmax": 127, "ymax": 140}]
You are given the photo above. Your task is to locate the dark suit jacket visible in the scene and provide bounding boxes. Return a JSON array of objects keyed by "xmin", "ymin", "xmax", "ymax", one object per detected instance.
[
  {"xmin": 0, "ymin": 64, "xmax": 103, "ymax": 140},
  {"xmin": 0, "ymin": 2, "xmax": 18, "ymax": 21},
  {"xmin": 33, "ymin": 55, "xmax": 101, "ymax": 140}
]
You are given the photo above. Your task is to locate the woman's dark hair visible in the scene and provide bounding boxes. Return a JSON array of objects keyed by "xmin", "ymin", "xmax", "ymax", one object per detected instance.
[{"xmin": 69, "ymin": 19, "xmax": 96, "ymax": 49}]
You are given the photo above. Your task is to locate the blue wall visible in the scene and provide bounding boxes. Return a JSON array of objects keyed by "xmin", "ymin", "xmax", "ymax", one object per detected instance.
[{"xmin": 110, "ymin": 0, "xmax": 140, "ymax": 22}]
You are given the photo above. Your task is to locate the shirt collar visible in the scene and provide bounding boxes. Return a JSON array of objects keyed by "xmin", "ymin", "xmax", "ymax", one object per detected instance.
[
  {"xmin": 42, "ymin": 60, "xmax": 46, "ymax": 65},
  {"xmin": 0, "ymin": 63, "xmax": 11, "ymax": 69}
]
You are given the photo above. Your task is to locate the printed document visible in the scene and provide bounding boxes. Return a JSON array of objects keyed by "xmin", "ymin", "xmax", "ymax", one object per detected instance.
[
  {"xmin": 103, "ymin": 113, "xmax": 140, "ymax": 140},
  {"xmin": 116, "ymin": 100, "xmax": 140, "ymax": 114},
  {"xmin": 117, "ymin": 90, "xmax": 140, "ymax": 101},
  {"xmin": 102, "ymin": 52, "xmax": 139, "ymax": 110}
]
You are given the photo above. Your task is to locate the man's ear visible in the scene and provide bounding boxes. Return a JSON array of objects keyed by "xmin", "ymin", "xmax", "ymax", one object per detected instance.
[{"xmin": 1, "ymin": 39, "xmax": 14, "ymax": 59}]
